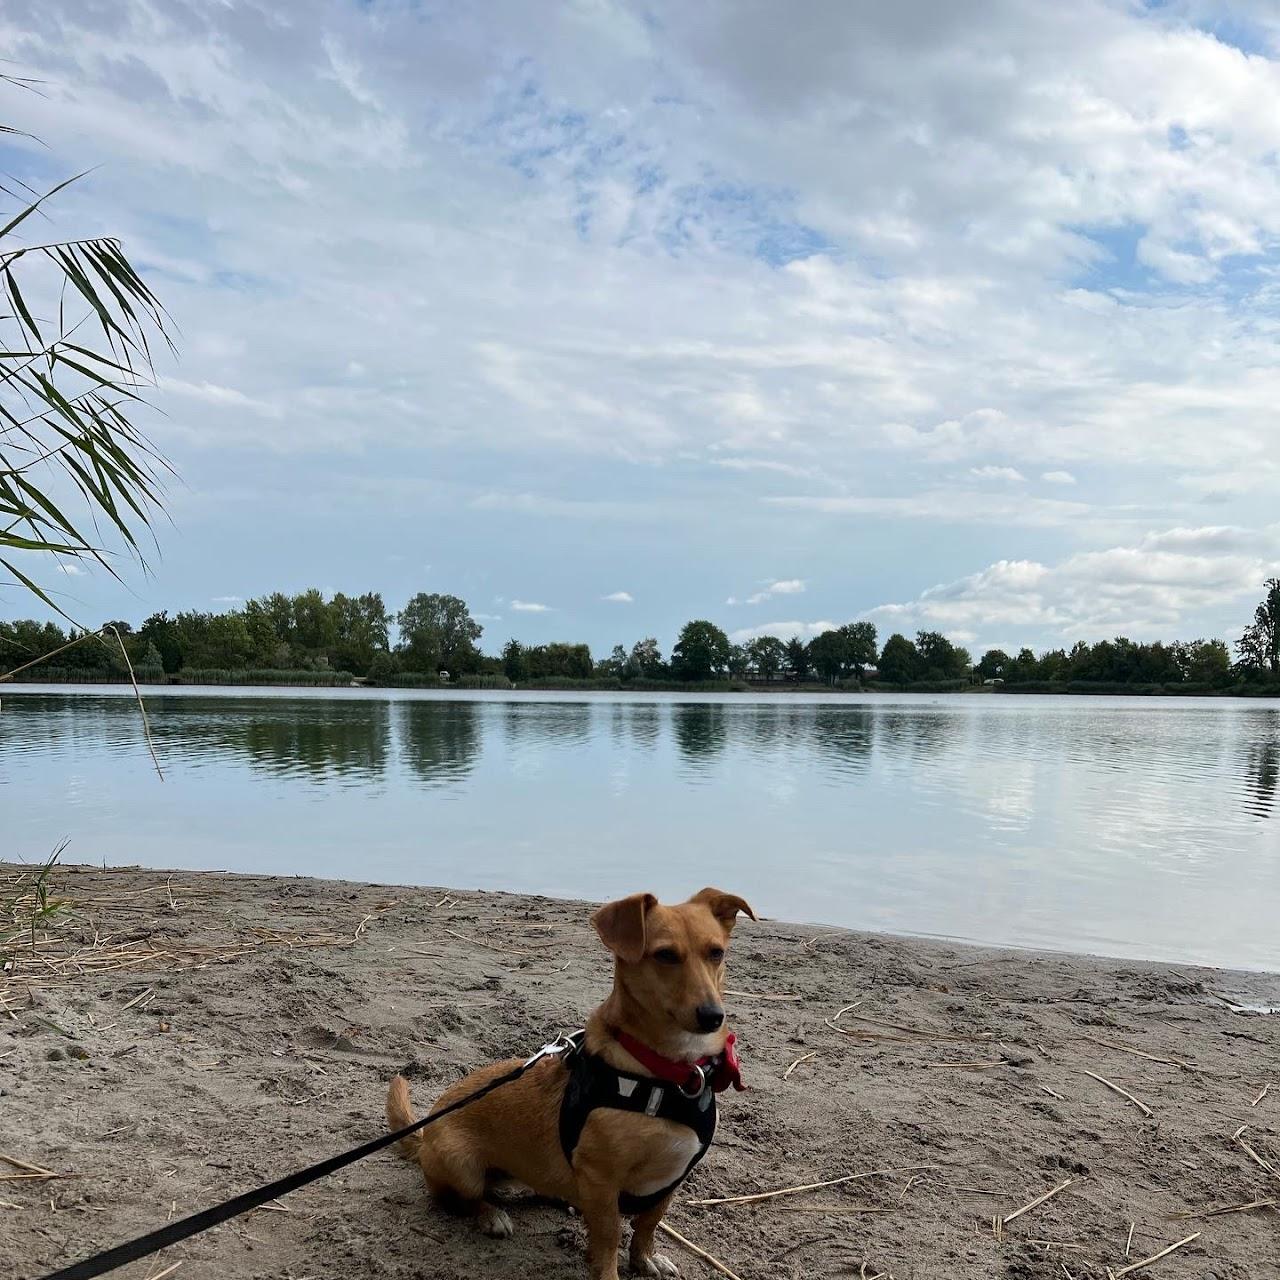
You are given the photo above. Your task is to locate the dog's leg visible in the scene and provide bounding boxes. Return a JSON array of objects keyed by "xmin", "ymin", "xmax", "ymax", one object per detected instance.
[
  {"xmin": 418, "ymin": 1132, "xmax": 513, "ymax": 1238},
  {"xmin": 627, "ymin": 1196, "xmax": 679, "ymax": 1277},
  {"xmin": 578, "ymin": 1181, "xmax": 624, "ymax": 1280}
]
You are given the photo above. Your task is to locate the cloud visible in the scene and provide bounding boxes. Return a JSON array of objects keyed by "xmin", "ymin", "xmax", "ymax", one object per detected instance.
[
  {"xmin": 729, "ymin": 578, "xmax": 806, "ymax": 606},
  {"xmin": 729, "ymin": 619, "xmax": 838, "ymax": 643},
  {"xmin": 211, "ymin": 595, "xmax": 243, "ymax": 603},
  {"xmin": 602, "ymin": 591, "xmax": 634, "ymax": 603},
  {"xmin": 866, "ymin": 526, "xmax": 1280, "ymax": 650},
  {"xmin": 56, "ymin": 563, "xmax": 85, "ymax": 576},
  {"xmin": 511, "ymin": 600, "xmax": 552, "ymax": 613},
  {"xmin": 8, "ymin": 2, "xmax": 1280, "ymax": 646},
  {"xmin": 769, "ymin": 492, "xmax": 1093, "ymax": 528}
]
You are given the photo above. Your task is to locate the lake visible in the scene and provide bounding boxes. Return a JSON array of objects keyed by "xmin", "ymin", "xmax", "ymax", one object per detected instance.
[{"xmin": 2, "ymin": 686, "xmax": 1277, "ymax": 969}]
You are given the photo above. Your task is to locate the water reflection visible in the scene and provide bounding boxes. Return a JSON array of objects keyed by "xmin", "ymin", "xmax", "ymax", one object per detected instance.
[
  {"xmin": 189, "ymin": 702, "xmax": 391, "ymax": 783},
  {"xmin": 400, "ymin": 700, "xmax": 480, "ymax": 786},
  {"xmin": 4, "ymin": 689, "xmax": 1280, "ymax": 968},
  {"xmin": 673, "ymin": 703, "xmax": 727, "ymax": 767},
  {"xmin": 1245, "ymin": 738, "xmax": 1278, "ymax": 818}
]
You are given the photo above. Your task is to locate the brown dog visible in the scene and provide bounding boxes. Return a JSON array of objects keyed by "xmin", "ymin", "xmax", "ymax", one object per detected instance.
[{"xmin": 386, "ymin": 887, "xmax": 755, "ymax": 1279}]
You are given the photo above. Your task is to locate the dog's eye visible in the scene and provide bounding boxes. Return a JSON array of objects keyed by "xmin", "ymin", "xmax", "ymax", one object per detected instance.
[
  {"xmin": 652, "ymin": 947, "xmax": 681, "ymax": 965},
  {"xmin": 708, "ymin": 947, "xmax": 725, "ymax": 964}
]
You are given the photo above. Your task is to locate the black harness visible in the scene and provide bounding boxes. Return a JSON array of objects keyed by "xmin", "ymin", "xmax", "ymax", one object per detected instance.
[{"xmin": 556, "ymin": 1032, "xmax": 718, "ymax": 1214}]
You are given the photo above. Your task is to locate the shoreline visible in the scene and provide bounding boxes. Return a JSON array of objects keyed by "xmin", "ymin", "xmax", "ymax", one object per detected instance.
[
  {"xmin": 3, "ymin": 865, "xmax": 1278, "ymax": 1280},
  {"xmin": 5, "ymin": 677, "xmax": 1280, "ymax": 699}
]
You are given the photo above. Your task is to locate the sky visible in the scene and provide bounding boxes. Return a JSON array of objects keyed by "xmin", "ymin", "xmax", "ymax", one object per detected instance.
[{"xmin": 4, "ymin": 0, "xmax": 1280, "ymax": 658}]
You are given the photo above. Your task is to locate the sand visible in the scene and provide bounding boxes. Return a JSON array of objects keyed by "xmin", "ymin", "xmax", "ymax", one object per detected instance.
[{"xmin": 2, "ymin": 863, "xmax": 1278, "ymax": 1280}]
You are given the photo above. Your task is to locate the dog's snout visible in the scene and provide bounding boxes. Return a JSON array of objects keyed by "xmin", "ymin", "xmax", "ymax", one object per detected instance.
[{"xmin": 695, "ymin": 1003, "xmax": 725, "ymax": 1033}]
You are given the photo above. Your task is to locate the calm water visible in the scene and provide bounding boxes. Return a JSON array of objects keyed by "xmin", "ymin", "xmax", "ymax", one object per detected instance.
[{"xmin": 2, "ymin": 686, "xmax": 1277, "ymax": 969}]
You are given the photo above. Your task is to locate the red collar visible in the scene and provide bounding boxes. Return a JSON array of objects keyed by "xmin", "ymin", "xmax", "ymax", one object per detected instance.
[{"xmin": 613, "ymin": 1029, "xmax": 745, "ymax": 1094}]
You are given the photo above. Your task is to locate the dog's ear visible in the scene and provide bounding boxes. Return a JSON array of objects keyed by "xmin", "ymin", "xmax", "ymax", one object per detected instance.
[
  {"xmin": 592, "ymin": 892, "xmax": 658, "ymax": 964},
  {"xmin": 690, "ymin": 887, "xmax": 757, "ymax": 932}
]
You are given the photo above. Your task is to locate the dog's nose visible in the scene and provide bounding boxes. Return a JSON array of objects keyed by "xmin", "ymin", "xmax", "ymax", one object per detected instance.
[{"xmin": 695, "ymin": 1003, "xmax": 725, "ymax": 1033}]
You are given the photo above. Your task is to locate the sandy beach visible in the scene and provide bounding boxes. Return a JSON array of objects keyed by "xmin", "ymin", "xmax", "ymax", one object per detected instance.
[{"xmin": 2, "ymin": 863, "xmax": 1278, "ymax": 1280}]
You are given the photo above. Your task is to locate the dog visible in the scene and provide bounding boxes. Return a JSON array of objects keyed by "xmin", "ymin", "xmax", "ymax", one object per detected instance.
[{"xmin": 386, "ymin": 887, "xmax": 755, "ymax": 1280}]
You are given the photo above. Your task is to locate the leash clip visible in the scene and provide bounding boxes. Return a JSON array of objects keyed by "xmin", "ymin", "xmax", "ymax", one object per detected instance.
[
  {"xmin": 524, "ymin": 1030, "xmax": 579, "ymax": 1068},
  {"xmin": 679, "ymin": 1062, "xmax": 708, "ymax": 1097}
]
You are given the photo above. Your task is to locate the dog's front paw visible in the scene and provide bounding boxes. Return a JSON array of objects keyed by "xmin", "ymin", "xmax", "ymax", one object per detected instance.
[
  {"xmin": 477, "ymin": 1205, "xmax": 514, "ymax": 1238},
  {"xmin": 630, "ymin": 1253, "xmax": 679, "ymax": 1277}
]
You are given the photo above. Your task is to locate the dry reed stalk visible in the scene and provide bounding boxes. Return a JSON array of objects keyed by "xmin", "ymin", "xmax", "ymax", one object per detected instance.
[
  {"xmin": 440, "ymin": 928, "xmax": 553, "ymax": 957},
  {"xmin": 687, "ymin": 1163, "xmax": 942, "ymax": 1208},
  {"xmin": 1082, "ymin": 1036, "xmax": 1195, "ymax": 1071},
  {"xmin": 1040, "ymin": 1085, "xmax": 1067, "ymax": 1100},
  {"xmin": 1108, "ymin": 1232, "xmax": 1199, "ymax": 1278},
  {"xmin": 1250, "ymin": 1082, "xmax": 1271, "ymax": 1107},
  {"xmin": 996, "ymin": 1178, "xmax": 1074, "ymax": 1237},
  {"xmin": 0, "ymin": 1154, "xmax": 55, "ymax": 1178},
  {"xmin": 724, "ymin": 989, "xmax": 801, "ymax": 1001},
  {"xmin": 773, "ymin": 1205, "xmax": 894, "ymax": 1215},
  {"xmin": 1083, "ymin": 1070, "xmax": 1154, "ymax": 1118},
  {"xmin": 1231, "ymin": 1125, "xmax": 1280, "ymax": 1182},
  {"xmin": 925, "ymin": 1060, "xmax": 1003, "ymax": 1070},
  {"xmin": 143, "ymin": 1263, "xmax": 184, "ymax": 1280},
  {"xmin": 833, "ymin": 1011, "xmax": 985, "ymax": 1042},
  {"xmin": 784, "ymin": 1052, "xmax": 817, "ymax": 1079},
  {"xmin": 656, "ymin": 1223, "xmax": 744, "ymax": 1280},
  {"xmin": 1171, "ymin": 1197, "xmax": 1275, "ymax": 1220}
]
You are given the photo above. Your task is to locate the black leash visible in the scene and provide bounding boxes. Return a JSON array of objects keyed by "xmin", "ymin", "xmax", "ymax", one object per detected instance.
[{"xmin": 35, "ymin": 1036, "xmax": 576, "ymax": 1280}]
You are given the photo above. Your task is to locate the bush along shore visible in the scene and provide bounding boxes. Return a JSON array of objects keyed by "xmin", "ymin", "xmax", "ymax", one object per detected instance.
[
  {"xmin": 3, "ymin": 578, "xmax": 1279, "ymax": 695},
  {"xmin": 2, "ymin": 862, "xmax": 1278, "ymax": 1280}
]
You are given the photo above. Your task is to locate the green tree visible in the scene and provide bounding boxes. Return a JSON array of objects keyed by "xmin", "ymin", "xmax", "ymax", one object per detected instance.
[
  {"xmin": 597, "ymin": 644, "xmax": 628, "ymax": 679},
  {"xmin": 396, "ymin": 593, "xmax": 482, "ymax": 674},
  {"xmin": 1176, "ymin": 638, "xmax": 1231, "ymax": 686},
  {"xmin": 502, "ymin": 639, "xmax": 527, "ymax": 682},
  {"xmin": 747, "ymin": 635, "xmax": 787, "ymax": 680},
  {"xmin": 627, "ymin": 637, "xmax": 665, "ymax": 679},
  {"xmin": 976, "ymin": 648, "xmax": 1009, "ymax": 680},
  {"xmin": 808, "ymin": 629, "xmax": 847, "ymax": 684},
  {"xmin": 915, "ymin": 630, "xmax": 964, "ymax": 680},
  {"xmin": 1237, "ymin": 578, "xmax": 1280, "ymax": 676},
  {"xmin": 330, "ymin": 591, "xmax": 390, "ymax": 675},
  {"xmin": 1, "ymin": 79, "xmax": 174, "ymax": 611},
  {"xmin": 138, "ymin": 611, "xmax": 183, "ymax": 673},
  {"xmin": 136, "ymin": 640, "xmax": 164, "ymax": 677},
  {"xmin": 878, "ymin": 633, "xmax": 920, "ymax": 685},
  {"xmin": 785, "ymin": 636, "xmax": 810, "ymax": 682},
  {"xmin": 727, "ymin": 643, "xmax": 749, "ymax": 678},
  {"xmin": 671, "ymin": 620, "xmax": 731, "ymax": 681},
  {"xmin": 841, "ymin": 621, "xmax": 878, "ymax": 683},
  {"xmin": 525, "ymin": 642, "xmax": 593, "ymax": 679}
]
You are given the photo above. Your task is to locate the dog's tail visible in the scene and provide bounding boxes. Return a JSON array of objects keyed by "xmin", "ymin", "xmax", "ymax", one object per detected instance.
[{"xmin": 386, "ymin": 1075, "xmax": 422, "ymax": 1160}]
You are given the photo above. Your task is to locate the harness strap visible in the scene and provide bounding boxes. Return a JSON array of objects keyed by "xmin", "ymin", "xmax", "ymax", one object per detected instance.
[{"xmin": 558, "ymin": 1041, "xmax": 718, "ymax": 1215}]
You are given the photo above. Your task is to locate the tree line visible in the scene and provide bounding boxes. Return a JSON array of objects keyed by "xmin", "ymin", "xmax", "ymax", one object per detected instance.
[{"xmin": 2, "ymin": 579, "xmax": 1278, "ymax": 692}]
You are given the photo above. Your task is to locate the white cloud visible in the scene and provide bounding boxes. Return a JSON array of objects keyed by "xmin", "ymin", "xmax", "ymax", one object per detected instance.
[
  {"xmin": 769, "ymin": 492, "xmax": 1093, "ymax": 528},
  {"xmin": 511, "ymin": 600, "xmax": 552, "ymax": 613},
  {"xmin": 867, "ymin": 526, "xmax": 1280, "ymax": 650},
  {"xmin": 730, "ymin": 619, "xmax": 839, "ymax": 643},
  {"xmin": 8, "ymin": 2, "xmax": 1280, "ymax": 641},
  {"xmin": 730, "ymin": 578, "xmax": 807, "ymax": 606},
  {"xmin": 211, "ymin": 595, "xmax": 243, "ymax": 604},
  {"xmin": 602, "ymin": 591, "xmax": 634, "ymax": 603},
  {"xmin": 56, "ymin": 563, "xmax": 85, "ymax": 576}
]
